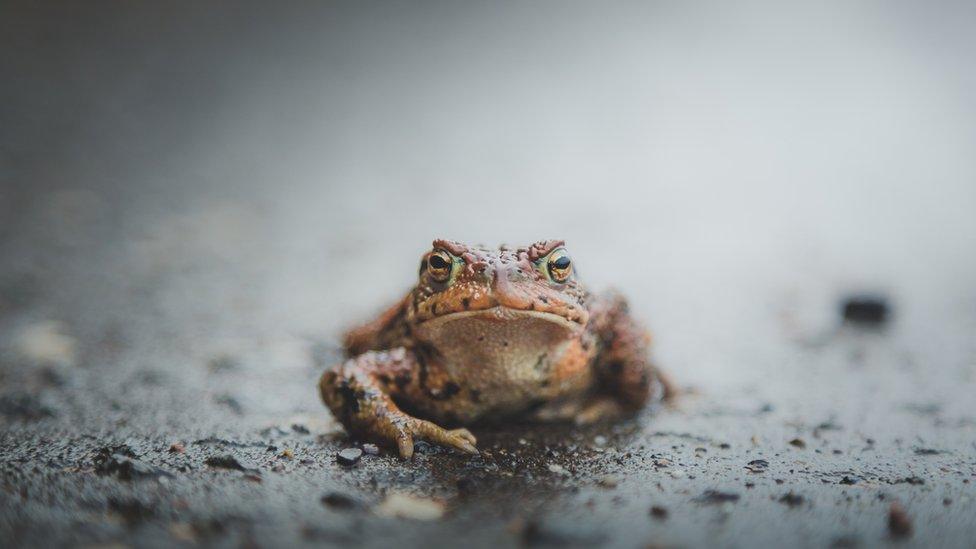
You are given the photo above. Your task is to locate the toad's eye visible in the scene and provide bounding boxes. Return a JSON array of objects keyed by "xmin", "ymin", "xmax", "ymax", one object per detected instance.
[
  {"xmin": 423, "ymin": 250, "xmax": 455, "ymax": 282},
  {"xmin": 544, "ymin": 249, "xmax": 573, "ymax": 283}
]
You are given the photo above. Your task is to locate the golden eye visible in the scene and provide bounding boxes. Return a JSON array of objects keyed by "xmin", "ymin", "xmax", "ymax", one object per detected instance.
[
  {"xmin": 546, "ymin": 249, "xmax": 573, "ymax": 283},
  {"xmin": 424, "ymin": 250, "xmax": 454, "ymax": 282}
]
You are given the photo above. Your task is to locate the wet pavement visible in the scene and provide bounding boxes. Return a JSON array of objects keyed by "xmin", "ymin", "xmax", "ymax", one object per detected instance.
[{"xmin": 2, "ymin": 2, "xmax": 976, "ymax": 547}]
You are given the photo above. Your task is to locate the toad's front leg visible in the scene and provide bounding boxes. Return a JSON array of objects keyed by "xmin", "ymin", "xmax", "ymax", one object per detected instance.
[{"xmin": 318, "ymin": 347, "xmax": 477, "ymax": 459}]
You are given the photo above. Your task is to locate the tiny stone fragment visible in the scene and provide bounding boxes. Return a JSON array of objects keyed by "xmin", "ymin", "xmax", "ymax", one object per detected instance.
[
  {"xmin": 789, "ymin": 438, "xmax": 806, "ymax": 449},
  {"xmin": 547, "ymin": 463, "xmax": 570, "ymax": 476},
  {"xmin": 650, "ymin": 505, "xmax": 668, "ymax": 519},
  {"xmin": 336, "ymin": 448, "xmax": 362, "ymax": 466},
  {"xmin": 375, "ymin": 493, "xmax": 444, "ymax": 520},
  {"xmin": 362, "ymin": 443, "xmax": 380, "ymax": 455},
  {"xmin": 695, "ymin": 490, "xmax": 740, "ymax": 505},
  {"xmin": 745, "ymin": 459, "xmax": 769, "ymax": 473},
  {"xmin": 205, "ymin": 454, "xmax": 257, "ymax": 473}
]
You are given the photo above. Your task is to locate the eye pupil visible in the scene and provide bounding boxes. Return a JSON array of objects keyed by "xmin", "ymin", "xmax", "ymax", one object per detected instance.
[
  {"xmin": 547, "ymin": 252, "xmax": 572, "ymax": 282},
  {"xmin": 429, "ymin": 254, "xmax": 450, "ymax": 270}
]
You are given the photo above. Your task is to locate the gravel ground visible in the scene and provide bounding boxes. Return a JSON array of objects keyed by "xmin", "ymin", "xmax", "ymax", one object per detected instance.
[{"xmin": 2, "ymin": 2, "xmax": 975, "ymax": 548}]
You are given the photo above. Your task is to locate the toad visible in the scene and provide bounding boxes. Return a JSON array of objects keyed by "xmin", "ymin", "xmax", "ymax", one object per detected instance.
[{"xmin": 319, "ymin": 239, "xmax": 671, "ymax": 458}]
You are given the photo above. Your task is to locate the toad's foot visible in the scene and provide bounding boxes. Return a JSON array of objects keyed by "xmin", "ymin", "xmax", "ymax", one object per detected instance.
[
  {"xmin": 319, "ymin": 349, "xmax": 478, "ymax": 459},
  {"xmin": 387, "ymin": 415, "xmax": 478, "ymax": 459}
]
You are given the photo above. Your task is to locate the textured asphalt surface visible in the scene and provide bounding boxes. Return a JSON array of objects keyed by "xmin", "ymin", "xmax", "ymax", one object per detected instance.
[{"xmin": 2, "ymin": 2, "xmax": 976, "ymax": 548}]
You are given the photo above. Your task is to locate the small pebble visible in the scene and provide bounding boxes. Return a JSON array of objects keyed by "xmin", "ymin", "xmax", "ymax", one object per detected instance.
[
  {"xmin": 669, "ymin": 469, "xmax": 686, "ymax": 479},
  {"xmin": 593, "ymin": 435, "xmax": 607, "ymax": 447},
  {"xmin": 596, "ymin": 475, "xmax": 618, "ymax": 488},
  {"xmin": 362, "ymin": 443, "xmax": 380, "ymax": 455},
  {"xmin": 695, "ymin": 490, "xmax": 740, "ymax": 504},
  {"xmin": 375, "ymin": 493, "xmax": 444, "ymax": 520},
  {"xmin": 779, "ymin": 492, "xmax": 805, "ymax": 507},
  {"xmin": 281, "ymin": 448, "xmax": 294, "ymax": 459},
  {"xmin": 788, "ymin": 438, "xmax": 806, "ymax": 449},
  {"xmin": 650, "ymin": 505, "xmax": 668, "ymax": 519},
  {"xmin": 888, "ymin": 502, "xmax": 913, "ymax": 538},
  {"xmin": 745, "ymin": 459, "xmax": 769, "ymax": 473},
  {"xmin": 841, "ymin": 295, "xmax": 890, "ymax": 325},
  {"xmin": 547, "ymin": 464, "xmax": 570, "ymax": 476},
  {"xmin": 337, "ymin": 448, "xmax": 362, "ymax": 466},
  {"xmin": 321, "ymin": 492, "xmax": 357, "ymax": 510},
  {"xmin": 168, "ymin": 443, "xmax": 185, "ymax": 454}
]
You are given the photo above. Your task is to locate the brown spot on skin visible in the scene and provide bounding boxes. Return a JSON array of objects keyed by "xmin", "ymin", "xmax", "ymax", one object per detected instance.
[
  {"xmin": 394, "ymin": 373, "xmax": 411, "ymax": 390},
  {"xmin": 428, "ymin": 380, "xmax": 460, "ymax": 401},
  {"xmin": 462, "ymin": 298, "xmax": 470, "ymax": 310}
]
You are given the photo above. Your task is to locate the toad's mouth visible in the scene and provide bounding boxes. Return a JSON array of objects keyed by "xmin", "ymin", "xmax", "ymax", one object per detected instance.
[{"xmin": 416, "ymin": 306, "xmax": 581, "ymax": 331}]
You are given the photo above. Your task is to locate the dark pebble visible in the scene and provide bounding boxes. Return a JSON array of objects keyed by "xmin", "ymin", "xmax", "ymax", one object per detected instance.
[
  {"xmin": 888, "ymin": 502, "xmax": 913, "ymax": 538},
  {"xmin": 337, "ymin": 448, "xmax": 362, "ymax": 466},
  {"xmin": 779, "ymin": 492, "xmax": 805, "ymax": 507},
  {"xmin": 321, "ymin": 492, "xmax": 358, "ymax": 510},
  {"xmin": 695, "ymin": 490, "xmax": 740, "ymax": 505},
  {"xmin": 650, "ymin": 505, "xmax": 668, "ymax": 519},
  {"xmin": 94, "ymin": 445, "xmax": 173, "ymax": 481},
  {"xmin": 789, "ymin": 438, "xmax": 806, "ymax": 449},
  {"xmin": 745, "ymin": 459, "xmax": 769, "ymax": 473},
  {"xmin": 841, "ymin": 295, "xmax": 890, "ymax": 325},
  {"xmin": 205, "ymin": 454, "xmax": 257, "ymax": 473}
]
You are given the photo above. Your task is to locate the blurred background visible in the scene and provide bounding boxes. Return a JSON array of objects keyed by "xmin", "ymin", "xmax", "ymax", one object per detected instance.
[
  {"xmin": 1, "ymin": 2, "xmax": 975, "ymax": 547},
  {"xmin": 3, "ymin": 1, "xmax": 974, "ymax": 389}
]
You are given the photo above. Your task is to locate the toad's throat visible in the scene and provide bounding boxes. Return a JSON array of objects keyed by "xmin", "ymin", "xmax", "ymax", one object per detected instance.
[{"xmin": 412, "ymin": 307, "xmax": 583, "ymax": 389}]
